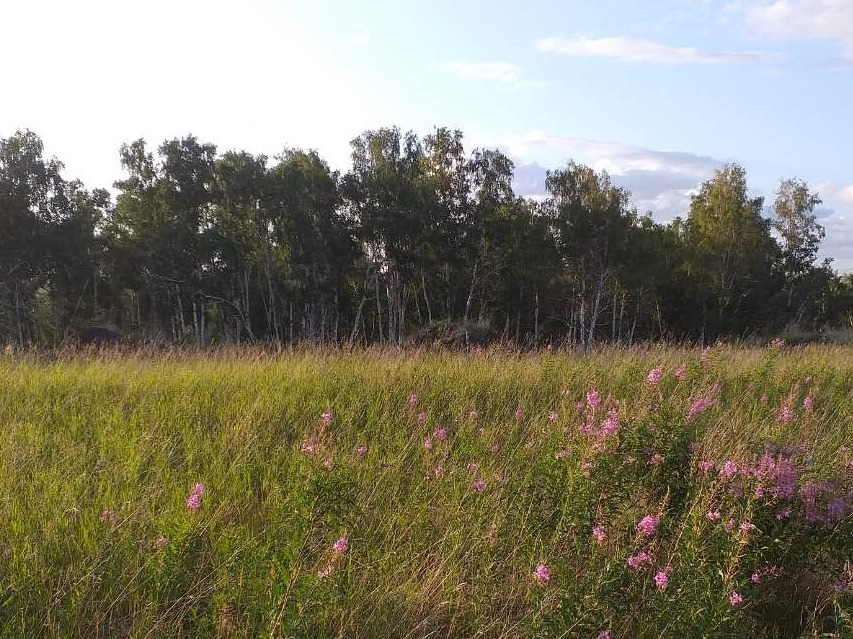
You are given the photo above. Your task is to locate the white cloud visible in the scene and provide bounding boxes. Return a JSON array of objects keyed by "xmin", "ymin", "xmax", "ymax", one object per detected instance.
[
  {"xmin": 837, "ymin": 185, "xmax": 853, "ymax": 206},
  {"xmin": 497, "ymin": 132, "xmax": 724, "ymax": 220},
  {"xmin": 746, "ymin": 0, "xmax": 853, "ymax": 57},
  {"xmin": 500, "ymin": 131, "xmax": 723, "ymax": 178},
  {"xmin": 536, "ymin": 36, "xmax": 781, "ymax": 64},
  {"xmin": 352, "ymin": 33, "xmax": 373, "ymax": 45},
  {"xmin": 440, "ymin": 62, "xmax": 546, "ymax": 90}
]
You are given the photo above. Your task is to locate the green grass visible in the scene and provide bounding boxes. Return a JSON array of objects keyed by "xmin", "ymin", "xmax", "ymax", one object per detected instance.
[{"xmin": 1, "ymin": 345, "xmax": 852, "ymax": 638}]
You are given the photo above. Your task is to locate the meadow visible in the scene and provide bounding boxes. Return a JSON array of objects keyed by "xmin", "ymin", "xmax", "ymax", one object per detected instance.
[{"xmin": 1, "ymin": 345, "xmax": 852, "ymax": 638}]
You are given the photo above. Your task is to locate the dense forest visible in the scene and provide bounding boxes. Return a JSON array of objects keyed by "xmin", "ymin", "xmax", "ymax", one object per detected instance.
[{"xmin": 1, "ymin": 127, "xmax": 851, "ymax": 348}]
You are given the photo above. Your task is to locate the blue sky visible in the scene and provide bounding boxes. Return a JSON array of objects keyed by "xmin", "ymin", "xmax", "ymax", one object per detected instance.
[{"xmin": 2, "ymin": 0, "xmax": 852, "ymax": 268}]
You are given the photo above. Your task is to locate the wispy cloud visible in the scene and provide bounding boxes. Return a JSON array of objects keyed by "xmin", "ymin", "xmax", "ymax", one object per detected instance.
[
  {"xmin": 498, "ymin": 132, "xmax": 725, "ymax": 219},
  {"xmin": 746, "ymin": 0, "xmax": 853, "ymax": 58},
  {"xmin": 440, "ymin": 62, "xmax": 546, "ymax": 90},
  {"xmin": 536, "ymin": 36, "xmax": 781, "ymax": 64}
]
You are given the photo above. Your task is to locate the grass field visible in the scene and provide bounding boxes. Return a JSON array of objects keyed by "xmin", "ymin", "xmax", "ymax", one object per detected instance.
[{"xmin": 1, "ymin": 345, "xmax": 852, "ymax": 638}]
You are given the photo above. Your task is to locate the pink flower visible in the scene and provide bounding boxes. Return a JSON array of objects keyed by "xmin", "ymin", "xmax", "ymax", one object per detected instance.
[
  {"xmin": 433, "ymin": 428, "xmax": 447, "ymax": 441},
  {"xmin": 739, "ymin": 520, "xmax": 754, "ymax": 534},
  {"xmin": 592, "ymin": 526, "xmax": 606, "ymax": 544},
  {"xmin": 626, "ymin": 551, "xmax": 653, "ymax": 569},
  {"xmin": 322, "ymin": 458, "xmax": 334, "ymax": 470},
  {"xmin": 154, "ymin": 536, "xmax": 169, "ymax": 548},
  {"xmin": 654, "ymin": 570, "xmax": 669, "ymax": 589},
  {"xmin": 186, "ymin": 493, "xmax": 201, "ymax": 512},
  {"xmin": 533, "ymin": 563, "xmax": 552, "ymax": 585},
  {"xmin": 729, "ymin": 591, "xmax": 743, "ymax": 605},
  {"xmin": 646, "ymin": 367, "xmax": 663, "ymax": 385},
  {"xmin": 317, "ymin": 563, "xmax": 334, "ymax": 579},
  {"xmin": 598, "ymin": 632, "xmax": 611, "ymax": 639},
  {"xmin": 466, "ymin": 461, "xmax": 480, "ymax": 472},
  {"xmin": 706, "ymin": 510, "xmax": 722, "ymax": 522},
  {"xmin": 586, "ymin": 390, "xmax": 601, "ymax": 411},
  {"xmin": 760, "ymin": 394, "xmax": 768, "ymax": 405},
  {"xmin": 332, "ymin": 533, "xmax": 349, "ymax": 555},
  {"xmin": 490, "ymin": 443, "xmax": 501, "ymax": 453},
  {"xmin": 803, "ymin": 396, "xmax": 814, "ymax": 410},
  {"xmin": 192, "ymin": 483, "xmax": 205, "ymax": 497},
  {"xmin": 751, "ymin": 571, "xmax": 762, "ymax": 583},
  {"xmin": 777, "ymin": 406, "xmax": 794, "ymax": 423},
  {"xmin": 719, "ymin": 460, "xmax": 738, "ymax": 479},
  {"xmin": 725, "ymin": 519, "xmax": 736, "ymax": 532},
  {"xmin": 698, "ymin": 460, "xmax": 715, "ymax": 475},
  {"xmin": 636, "ymin": 514, "xmax": 660, "ymax": 536},
  {"xmin": 423, "ymin": 437, "xmax": 433, "ymax": 450},
  {"xmin": 417, "ymin": 412, "xmax": 427, "ymax": 424},
  {"xmin": 408, "ymin": 391, "xmax": 419, "ymax": 406},
  {"xmin": 356, "ymin": 445, "xmax": 368, "ymax": 456},
  {"xmin": 514, "ymin": 406, "xmax": 523, "ymax": 420},
  {"xmin": 473, "ymin": 478, "xmax": 486, "ymax": 492},
  {"xmin": 301, "ymin": 441, "xmax": 316, "ymax": 454},
  {"xmin": 650, "ymin": 453, "xmax": 665, "ymax": 466},
  {"xmin": 320, "ymin": 411, "xmax": 333, "ymax": 427},
  {"xmin": 581, "ymin": 461, "xmax": 593, "ymax": 476},
  {"xmin": 575, "ymin": 401, "xmax": 585, "ymax": 413},
  {"xmin": 548, "ymin": 411, "xmax": 559, "ymax": 422},
  {"xmin": 555, "ymin": 449, "xmax": 571, "ymax": 460},
  {"xmin": 100, "ymin": 509, "xmax": 116, "ymax": 525},
  {"xmin": 674, "ymin": 367, "xmax": 686, "ymax": 381}
]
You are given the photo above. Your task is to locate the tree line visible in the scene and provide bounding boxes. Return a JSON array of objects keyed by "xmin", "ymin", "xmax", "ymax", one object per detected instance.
[{"xmin": 1, "ymin": 127, "xmax": 851, "ymax": 349}]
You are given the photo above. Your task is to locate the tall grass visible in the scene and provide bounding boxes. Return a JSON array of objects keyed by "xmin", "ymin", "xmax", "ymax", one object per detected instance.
[{"xmin": 1, "ymin": 345, "xmax": 852, "ymax": 638}]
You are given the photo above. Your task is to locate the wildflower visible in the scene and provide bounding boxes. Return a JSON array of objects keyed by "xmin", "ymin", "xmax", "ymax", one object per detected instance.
[
  {"xmin": 332, "ymin": 533, "xmax": 349, "ymax": 555},
  {"xmin": 626, "ymin": 551, "xmax": 653, "ymax": 569},
  {"xmin": 719, "ymin": 460, "xmax": 738, "ymax": 479},
  {"xmin": 833, "ymin": 581, "xmax": 851, "ymax": 593},
  {"xmin": 586, "ymin": 390, "xmax": 601, "ymax": 411},
  {"xmin": 581, "ymin": 461, "xmax": 593, "ymax": 476},
  {"xmin": 469, "ymin": 410, "xmax": 478, "ymax": 421},
  {"xmin": 592, "ymin": 526, "xmax": 606, "ymax": 544},
  {"xmin": 154, "ymin": 536, "xmax": 169, "ymax": 548},
  {"xmin": 725, "ymin": 519, "xmax": 736, "ymax": 532},
  {"xmin": 760, "ymin": 394, "xmax": 768, "ymax": 404},
  {"xmin": 598, "ymin": 632, "xmax": 611, "ymax": 639},
  {"xmin": 473, "ymin": 478, "xmax": 486, "ymax": 492},
  {"xmin": 301, "ymin": 441, "xmax": 316, "ymax": 454},
  {"xmin": 466, "ymin": 461, "xmax": 480, "ymax": 472},
  {"xmin": 555, "ymin": 449, "xmax": 571, "ymax": 460},
  {"xmin": 322, "ymin": 458, "xmax": 334, "ymax": 470},
  {"xmin": 490, "ymin": 443, "xmax": 501, "ymax": 453},
  {"xmin": 433, "ymin": 428, "xmax": 447, "ymax": 441},
  {"xmin": 356, "ymin": 444, "xmax": 368, "ymax": 456},
  {"xmin": 777, "ymin": 406, "xmax": 794, "ymax": 423},
  {"xmin": 423, "ymin": 437, "xmax": 433, "ymax": 450},
  {"xmin": 654, "ymin": 570, "xmax": 669, "ymax": 590},
  {"xmin": 803, "ymin": 396, "xmax": 814, "ymax": 410},
  {"xmin": 650, "ymin": 453, "xmax": 665, "ymax": 466},
  {"xmin": 575, "ymin": 401, "xmax": 585, "ymax": 413},
  {"xmin": 706, "ymin": 510, "xmax": 721, "ymax": 522},
  {"xmin": 647, "ymin": 367, "xmax": 663, "ymax": 385},
  {"xmin": 417, "ymin": 412, "xmax": 427, "ymax": 424},
  {"xmin": 674, "ymin": 367, "xmax": 686, "ymax": 381},
  {"xmin": 493, "ymin": 472, "xmax": 507, "ymax": 485},
  {"xmin": 186, "ymin": 493, "xmax": 202, "ymax": 512},
  {"xmin": 433, "ymin": 465, "xmax": 446, "ymax": 478},
  {"xmin": 515, "ymin": 406, "xmax": 523, "ymax": 420},
  {"xmin": 739, "ymin": 520, "xmax": 754, "ymax": 535},
  {"xmin": 317, "ymin": 563, "xmax": 334, "ymax": 579},
  {"xmin": 533, "ymin": 563, "xmax": 552, "ymax": 585},
  {"xmin": 408, "ymin": 391, "xmax": 418, "ymax": 406},
  {"xmin": 775, "ymin": 507, "xmax": 792, "ymax": 520},
  {"xmin": 320, "ymin": 411, "xmax": 333, "ymax": 427},
  {"xmin": 100, "ymin": 509, "xmax": 116, "ymax": 525},
  {"xmin": 729, "ymin": 591, "xmax": 743, "ymax": 605},
  {"xmin": 548, "ymin": 411, "xmax": 559, "ymax": 422},
  {"xmin": 186, "ymin": 482, "xmax": 205, "ymax": 511},
  {"xmin": 698, "ymin": 460, "xmax": 715, "ymax": 475},
  {"xmin": 636, "ymin": 515, "xmax": 660, "ymax": 536}
]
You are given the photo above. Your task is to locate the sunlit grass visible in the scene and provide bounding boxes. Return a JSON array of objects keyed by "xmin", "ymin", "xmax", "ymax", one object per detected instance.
[{"xmin": 1, "ymin": 345, "xmax": 852, "ymax": 637}]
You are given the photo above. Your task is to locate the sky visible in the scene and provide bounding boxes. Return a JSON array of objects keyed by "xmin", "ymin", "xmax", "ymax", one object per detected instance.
[{"xmin": 2, "ymin": 0, "xmax": 852, "ymax": 268}]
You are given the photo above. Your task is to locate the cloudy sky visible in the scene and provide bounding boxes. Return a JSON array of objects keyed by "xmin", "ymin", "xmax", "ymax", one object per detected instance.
[{"xmin": 2, "ymin": 0, "xmax": 852, "ymax": 268}]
